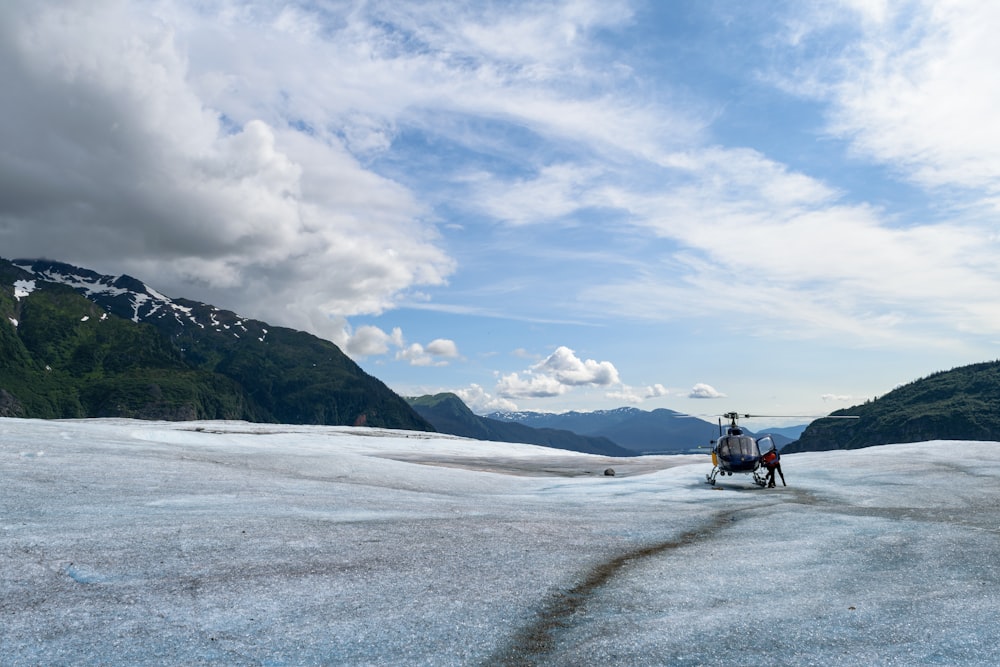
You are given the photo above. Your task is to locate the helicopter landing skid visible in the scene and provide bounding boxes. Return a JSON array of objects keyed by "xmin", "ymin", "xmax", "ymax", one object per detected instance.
[{"xmin": 705, "ymin": 467, "xmax": 769, "ymax": 487}]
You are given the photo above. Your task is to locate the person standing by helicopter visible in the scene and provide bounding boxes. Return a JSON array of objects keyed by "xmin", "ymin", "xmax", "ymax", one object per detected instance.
[{"xmin": 762, "ymin": 445, "xmax": 785, "ymax": 487}]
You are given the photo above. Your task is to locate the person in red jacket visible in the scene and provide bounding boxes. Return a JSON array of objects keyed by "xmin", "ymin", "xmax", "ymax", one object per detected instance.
[{"xmin": 762, "ymin": 445, "xmax": 785, "ymax": 488}]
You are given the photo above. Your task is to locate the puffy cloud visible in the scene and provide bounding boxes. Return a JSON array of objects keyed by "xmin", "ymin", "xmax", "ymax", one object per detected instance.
[
  {"xmin": 496, "ymin": 346, "xmax": 621, "ymax": 399},
  {"xmin": 456, "ymin": 384, "xmax": 518, "ymax": 414},
  {"xmin": 397, "ymin": 344, "xmax": 435, "ymax": 367},
  {"xmin": 341, "ymin": 324, "xmax": 457, "ymax": 367},
  {"xmin": 345, "ymin": 326, "xmax": 405, "ymax": 357},
  {"xmin": 647, "ymin": 383, "xmax": 669, "ymax": 397},
  {"xmin": 496, "ymin": 372, "xmax": 568, "ymax": 399},
  {"xmin": 396, "ymin": 339, "xmax": 461, "ymax": 367},
  {"xmin": 0, "ymin": 1, "xmax": 455, "ymax": 341},
  {"xmin": 535, "ymin": 346, "xmax": 621, "ymax": 386},
  {"xmin": 688, "ymin": 383, "xmax": 726, "ymax": 399},
  {"xmin": 425, "ymin": 339, "xmax": 460, "ymax": 359}
]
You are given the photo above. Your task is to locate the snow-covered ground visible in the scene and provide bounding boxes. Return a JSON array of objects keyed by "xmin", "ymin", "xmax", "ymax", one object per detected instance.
[{"xmin": 2, "ymin": 419, "xmax": 998, "ymax": 666}]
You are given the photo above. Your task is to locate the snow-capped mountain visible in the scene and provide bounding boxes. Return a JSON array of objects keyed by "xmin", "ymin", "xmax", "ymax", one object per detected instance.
[
  {"xmin": 13, "ymin": 259, "xmax": 270, "ymax": 343},
  {"xmin": 1, "ymin": 257, "xmax": 431, "ymax": 430}
]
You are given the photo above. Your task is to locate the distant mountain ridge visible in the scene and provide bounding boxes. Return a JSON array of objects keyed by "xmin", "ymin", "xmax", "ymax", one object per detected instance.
[
  {"xmin": 488, "ymin": 407, "xmax": 719, "ymax": 453},
  {"xmin": 787, "ymin": 360, "xmax": 1000, "ymax": 452},
  {"xmin": 0, "ymin": 257, "xmax": 432, "ymax": 430},
  {"xmin": 489, "ymin": 407, "xmax": 797, "ymax": 453},
  {"xmin": 408, "ymin": 393, "xmax": 631, "ymax": 457}
]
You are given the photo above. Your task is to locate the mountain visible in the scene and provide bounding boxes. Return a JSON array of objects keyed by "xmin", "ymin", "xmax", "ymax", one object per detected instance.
[
  {"xmin": 0, "ymin": 258, "xmax": 432, "ymax": 431},
  {"xmin": 408, "ymin": 393, "xmax": 632, "ymax": 457},
  {"xmin": 489, "ymin": 407, "xmax": 797, "ymax": 453},
  {"xmin": 785, "ymin": 360, "xmax": 1000, "ymax": 452},
  {"xmin": 487, "ymin": 407, "xmax": 721, "ymax": 453}
]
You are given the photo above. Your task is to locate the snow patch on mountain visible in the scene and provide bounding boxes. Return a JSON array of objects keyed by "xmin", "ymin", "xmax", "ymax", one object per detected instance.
[
  {"xmin": 13, "ymin": 279, "xmax": 35, "ymax": 300},
  {"xmin": 11, "ymin": 259, "xmax": 260, "ymax": 338}
]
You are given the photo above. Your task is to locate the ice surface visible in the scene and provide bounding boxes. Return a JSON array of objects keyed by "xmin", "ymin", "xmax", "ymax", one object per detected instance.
[{"xmin": 2, "ymin": 419, "xmax": 999, "ymax": 665}]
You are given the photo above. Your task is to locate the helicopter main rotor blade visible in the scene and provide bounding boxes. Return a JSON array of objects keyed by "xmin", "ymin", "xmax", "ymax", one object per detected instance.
[
  {"xmin": 736, "ymin": 413, "xmax": 860, "ymax": 419},
  {"xmin": 670, "ymin": 411, "xmax": 859, "ymax": 420}
]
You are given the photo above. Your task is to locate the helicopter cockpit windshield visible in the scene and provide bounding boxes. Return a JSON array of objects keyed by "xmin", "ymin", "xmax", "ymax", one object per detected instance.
[{"xmin": 715, "ymin": 434, "xmax": 760, "ymax": 472}]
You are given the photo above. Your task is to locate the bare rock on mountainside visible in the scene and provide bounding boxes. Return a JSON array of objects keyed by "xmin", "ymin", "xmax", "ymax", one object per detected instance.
[{"xmin": 0, "ymin": 388, "xmax": 25, "ymax": 417}]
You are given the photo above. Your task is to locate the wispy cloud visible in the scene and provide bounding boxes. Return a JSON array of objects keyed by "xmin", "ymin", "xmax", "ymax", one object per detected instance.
[
  {"xmin": 606, "ymin": 383, "xmax": 669, "ymax": 404},
  {"xmin": 796, "ymin": 0, "xmax": 1000, "ymax": 196}
]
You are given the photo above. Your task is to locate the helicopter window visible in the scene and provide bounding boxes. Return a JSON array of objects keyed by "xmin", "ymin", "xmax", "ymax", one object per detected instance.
[{"xmin": 718, "ymin": 435, "xmax": 759, "ymax": 458}]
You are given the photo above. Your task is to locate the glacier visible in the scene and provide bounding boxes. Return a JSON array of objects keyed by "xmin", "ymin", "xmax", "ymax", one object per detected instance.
[{"xmin": 2, "ymin": 418, "xmax": 999, "ymax": 665}]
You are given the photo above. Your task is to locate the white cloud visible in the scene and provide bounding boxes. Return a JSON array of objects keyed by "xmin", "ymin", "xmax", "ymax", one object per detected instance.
[
  {"xmin": 425, "ymin": 339, "xmax": 460, "ymax": 359},
  {"xmin": 496, "ymin": 346, "xmax": 621, "ymax": 399},
  {"xmin": 0, "ymin": 1, "xmax": 456, "ymax": 340},
  {"xmin": 606, "ymin": 383, "xmax": 669, "ymax": 404},
  {"xmin": 450, "ymin": 0, "xmax": 634, "ymax": 65},
  {"xmin": 396, "ymin": 338, "xmax": 461, "ymax": 367},
  {"xmin": 397, "ymin": 344, "xmax": 436, "ymax": 367},
  {"xmin": 341, "ymin": 324, "xmax": 458, "ymax": 368},
  {"xmin": 456, "ymin": 384, "xmax": 518, "ymax": 414},
  {"xmin": 813, "ymin": 0, "xmax": 1000, "ymax": 195},
  {"xmin": 567, "ymin": 138, "xmax": 1000, "ymax": 348},
  {"xmin": 496, "ymin": 371, "xmax": 568, "ymax": 399},
  {"xmin": 646, "ymin": 383, "xmax": 669, "ymax": 398},
  {"xmin": 475, "ymin": 163, "xmax": 607, "ymax": 226},
  {"xmin": 535, "ymin": 346, "xmax": 621, "ymax": 386},
  {"xmin": 0, "ymin": 0, "xmax": 709, "ymax": 348},
  {"xmin": 11, "ymin": 0, "xmax": 1000, "ymax": 379},
  {"xmin": 429, "ymin": 1, "xmax": 1000, "ymax": 352},
  {"xmin": 345, "ymin": 325, "xmax": 405, "ymax": 357},
  {"xmin": 688, "ymin": 383, "xmax": 726, "ymax": 399}
]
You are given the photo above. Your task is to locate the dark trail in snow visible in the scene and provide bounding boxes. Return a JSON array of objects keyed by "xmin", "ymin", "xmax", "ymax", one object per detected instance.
[{"xmin": 488, "ymin": 504, "xmax": 770, "ymax": 666}]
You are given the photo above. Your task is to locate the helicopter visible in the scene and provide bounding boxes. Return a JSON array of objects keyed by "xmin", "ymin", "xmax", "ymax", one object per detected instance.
[{"xmin": 704, "ymin": 412, "xmax": 858, "ymax": 487}]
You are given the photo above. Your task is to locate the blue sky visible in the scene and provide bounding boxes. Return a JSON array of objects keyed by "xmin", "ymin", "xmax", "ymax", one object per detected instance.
[{"xmin": 3, "ymin": 1, "xmax": 1000, "ymax": 419}]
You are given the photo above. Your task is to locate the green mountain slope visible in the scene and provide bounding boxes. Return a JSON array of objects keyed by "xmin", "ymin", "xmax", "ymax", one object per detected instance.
[
  {"xmin": 787, "ymin": 360, "xmax": 1000, "ymax": 452},
  {"xmin": 408, "ymin": 393, "xmax": 632, "ymax": 456},
  {"xmin": 0, "ymin": 258, "xmax": 432, "ymax": 430}
]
